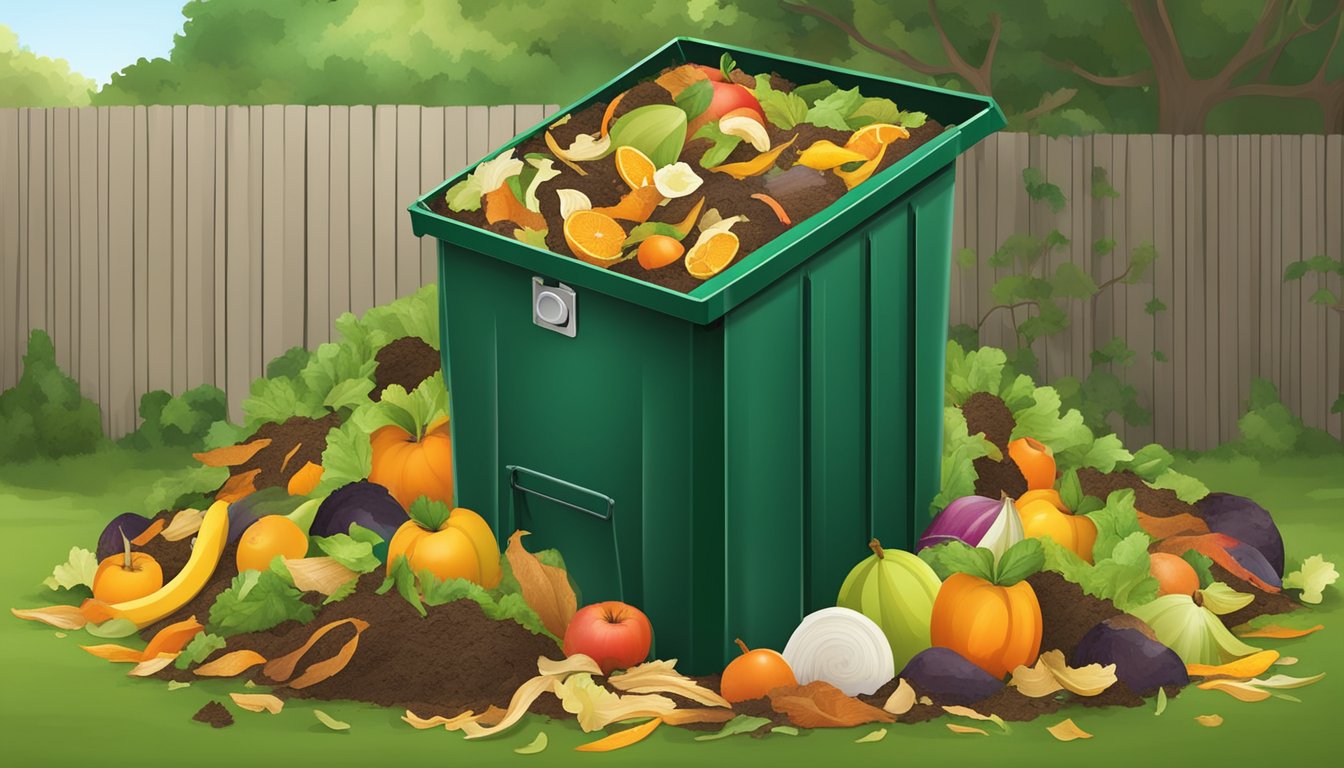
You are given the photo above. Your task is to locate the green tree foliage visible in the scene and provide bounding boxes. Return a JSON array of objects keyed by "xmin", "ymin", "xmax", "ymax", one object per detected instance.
[
  {"xmin": 0, "ymin": 330, "xmax": 106, "ymax": 462},
  {"xmin": 0, "ymin": 24, "xmax": 94, "ymax": 107},
  {"xmin": 93, "ymin": 0, "xmax": 841, "ymax": 106}
]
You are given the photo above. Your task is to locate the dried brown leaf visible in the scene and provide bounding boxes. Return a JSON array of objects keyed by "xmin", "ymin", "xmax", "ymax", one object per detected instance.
[
  {"xmin": 1195, "ymin": 714, "xmax": 1223, "ymax": 727},
  {"xmin": 216, "ymin": 468, "xmax": 260, "ymax": 503},
  {"xmin": 1046, "ymin": 718, "xmax": 1093, "ymax": 741},
  {"xmin": 264, "ymin": 618, "xmax": 369, "ymax": 689},
  {"xmin": 12, "ymin": 605, "xmax": 87, "ymax": 630},
  {"xmin": 1039, "ymin": 649, "xmax": 1117, "ymax": 696},
  {"xmin": 194, "ymin": 439, "xmax": 271, "ymax": 468},
  {"xmin": 946, "ymin": 723, "xmax": 988, "ymax": 735},
  {"xmin": 128, "ymin": 653, "xmax": 178, "ymax": 677},
  {"xmin": 609, "ymin": 659, "xmax": 731, "ymax": 708},
  {"xmin": 506, "ymin": 531, "xmax": 576, "ymax": 638},
  {"xmin": 283, "ymin": 557, "xmax": 359, "ymax": 596},
  {"xmin": 194, "ymin": 649, "xmax": 268, "ymax": 677},
  {"xmin": 161, "ymin": 508, "xmax": 205, "ymax": 542},
  {"xmin": 883, "ymin": 679, "xmax": 916, "ymax": 716},
  {"xmin": 768, "ymin": 681, "xmax": 895, "ymax": 729},
  {"xmin": 661, "ymin": 708, "xmax": 738, "ymax": 726},
  {"xmin": 538, "ymin": 654, "xmax": 601, "ymax": 678},
  {"xmin": 1009, "ymin": 657, "xmax": 1064, "ymax": 697},
  {"xmin": 230, "ymin": 693, "xmax": 284, "ymax": 714},
  {"xmin": 465, "ymin": 675, "xmax": 558, "ymax": 740}
]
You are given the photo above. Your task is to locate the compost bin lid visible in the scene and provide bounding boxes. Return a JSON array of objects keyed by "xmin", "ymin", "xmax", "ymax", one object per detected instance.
[{"xmin": 409, "ymin": 37, "xmax": 1005, "ymax": 326}]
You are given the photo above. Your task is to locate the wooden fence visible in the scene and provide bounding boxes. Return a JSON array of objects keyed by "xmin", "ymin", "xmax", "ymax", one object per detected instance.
[{"xmin": 1, "ymin": 106, "xmax": 1341, "ymax": 448}]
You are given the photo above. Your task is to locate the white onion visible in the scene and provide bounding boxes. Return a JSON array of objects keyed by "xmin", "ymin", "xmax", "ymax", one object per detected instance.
[
  {"xmin": 782, "ymin": 607, "xmax": 894, "ymax": 697},
  {"xmin": 555, "ymin": 189, "xmax": 592, "ymax": 221}
]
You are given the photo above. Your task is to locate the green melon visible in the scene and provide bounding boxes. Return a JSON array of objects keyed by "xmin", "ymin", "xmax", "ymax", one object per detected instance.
[{"xmin": 836, "ymin": 539, "xmax": 942, "ymax": 670}]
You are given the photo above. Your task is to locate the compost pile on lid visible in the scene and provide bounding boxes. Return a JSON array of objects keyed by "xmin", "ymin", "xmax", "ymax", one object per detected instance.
[{"xmin": 431, "ymin": 54, "xmax": 944, "ymax": 294}]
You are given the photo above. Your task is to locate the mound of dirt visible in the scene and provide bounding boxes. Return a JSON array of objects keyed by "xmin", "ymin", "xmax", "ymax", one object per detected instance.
[
  {"xmin": 132, "ymin": 510, "xmax": 194, "ymax": 583},
  {"xmin": 374, "ymin": 337, "xmax": 440, "ymax": 398},
  {"xmin": 1027, "ymin": 570, "xmax": 1122, "ymax": 657},
  {"xmin": 962, "ymin": 392, "xmax": 1016, "ymax": 451},
  {"xmin": 1077, "ymin": 467, "xmax": 1193, "ymax": 518},
  {"xmin": 217, "ymin": 413, "xmax": 343, "ymax": 497},
  {"xmin": 140, "ymin": 540, "xmax": 242, "ymax": 641},
  {"xmin": 192, "ymin": 700, "xmax": 233, "ymax": 728}
]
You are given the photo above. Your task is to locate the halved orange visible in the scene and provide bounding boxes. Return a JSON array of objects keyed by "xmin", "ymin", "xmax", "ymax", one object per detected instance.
[
  {"xmin": 615, "ymin": 146, "xmax": 657, "ymax": 189},
  {"xmin": 564, "ymin": 210, "xmax": 627, "ymax": 268},
  {"xmin": 845, "ymin": 122, "xmax": 910, "ymax": 160},
  {"xmin": 685, "ymin": 231, "xmax": 739, "ymax": 280}
]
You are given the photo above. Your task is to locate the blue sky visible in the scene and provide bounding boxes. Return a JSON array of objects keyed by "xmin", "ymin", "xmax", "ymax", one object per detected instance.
[{"xmin": 0, "ymin": 1, "xmax": 186, "ymax": 85}]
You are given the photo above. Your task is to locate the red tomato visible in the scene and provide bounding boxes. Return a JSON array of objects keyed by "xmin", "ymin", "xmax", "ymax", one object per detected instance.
[
  {"xmin": 706, "ymin": 82, "xmax": 764, "ymax": 123},
  {"xmin": 563, "ymin": 601, "xmax": 653, "ymax": 675}
]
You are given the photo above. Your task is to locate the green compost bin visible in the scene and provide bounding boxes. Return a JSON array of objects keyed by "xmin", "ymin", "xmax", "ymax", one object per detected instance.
[{"xmin": 409, "ymin": 37, "xmax": 1003, "ymax": 674}]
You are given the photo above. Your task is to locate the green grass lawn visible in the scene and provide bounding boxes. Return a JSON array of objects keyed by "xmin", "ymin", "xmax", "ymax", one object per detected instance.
[{"xmin": 1, "ymin": 448, "xmax": 1338, "ymax": 767}]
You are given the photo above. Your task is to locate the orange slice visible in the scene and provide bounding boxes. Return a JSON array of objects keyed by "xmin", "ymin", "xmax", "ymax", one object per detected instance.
[
  {"xmin": 615, "ymin": 146, "xmax": 657, "ymax": 189},
  {"xmin": 564, "ymin": 210, "xmax": 627, "ymax": 268},
  {"xmin": 845, "ymin": 122, "xmax": 909, "ymax": 160},
  {"xmin": 685, "ymin": 231, "xmax": 739, "ymax": 280}
]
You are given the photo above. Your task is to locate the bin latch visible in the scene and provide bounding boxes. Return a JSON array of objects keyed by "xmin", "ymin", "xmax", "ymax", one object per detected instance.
[{"xmin": 532, "ymin": 277, "xmax": 576, "ymax": 337}]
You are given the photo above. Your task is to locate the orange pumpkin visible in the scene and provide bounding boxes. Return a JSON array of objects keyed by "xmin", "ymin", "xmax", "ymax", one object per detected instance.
[
  {"xmin": 1016, "ymin": 489, "xmax": 1098, "ymax": 563},
  {"xmin": 931, "ymin": 572, "xmax": 1042, "ymax": 679},
  {"xmin": 370, "ymin": 415, "xmax": 454, "ymax": 510},
  {"xmin": 386, "ymin": 501, "xmax": 501, "ymax": 589},
  {"xmin": 1008, "ymin": 437, "xmax": 1056, "ymax": 491}
]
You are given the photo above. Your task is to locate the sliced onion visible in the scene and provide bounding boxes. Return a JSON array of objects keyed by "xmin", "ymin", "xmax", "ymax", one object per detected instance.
[
  {"xmin": 556, "ymin": 189, "xmax": 592, "ymax": 221},
  {"xmin": 782, "ymin": 607, "xmax": 894, "ymax": 697}
]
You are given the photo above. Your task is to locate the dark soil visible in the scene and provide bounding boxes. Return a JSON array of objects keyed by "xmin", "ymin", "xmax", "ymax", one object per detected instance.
[
  {"xmin": 1027, "ymin": 571, "xmax": 1122, "ymax": 657},
  {"xmin": 962, "ymin": 392, "xmax": 1015, "ymax": 451},
  {"xmin": 218, "ymin": 413, "xmax": 343, "ymax": 496},
  {"xmin": 966, "ymin": 686, "xmax": 1065, "ymax": 721},
  {"xmin": 373, "ymin": 337, "xmax": 440, "ymax": 398},
  {"xmin": 132, "ymin": 510, "xmax": 194, "ymax": 583},
  {"xmin": 192, "ymin": 700, "xmax": 233, "ymax": 728},
  {"xmin": 730, "ymin": 695, "xmax": 790, "ymax": 735},
  {"xmin": 973, "ymin": 457, "xmax": 1028, "ymax": 500},
  {"xmin": 1209, "ymin": 563, "xmax": 1298, "ymax": 628},
  {"xmin": 430, "ymin": 65, "xmax": 946, "ymax": 294},
  {"xmin": 1077, "ymin": 467, "xmax": 1194, "ymax": 518}
]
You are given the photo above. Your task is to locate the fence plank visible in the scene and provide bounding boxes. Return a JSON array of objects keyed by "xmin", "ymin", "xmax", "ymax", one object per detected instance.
[
  {"xmin": 1152, "ymin": 135, "xmax": 1174, "ymax": 448},
  {"xmin": 260, "ymin": 105, "xmax": 285, "ymax": 369},
  {"xmin": 419, "ymin": 107, "xmax": 444, "ymax": 284},
  {"xmin": 1327, "ymin": 135, "xmax": 1342, "ymax": 438},
  {"xmin": 107, "ymin": 107, "xmax": 135, "ymax": 435},
  {"xmin": 373, "ymin": 105, "xmax": 397, "ymax": 307},
  {"xmin": 1203, "ymin": 136, "xmax": 1222, "ymax": 449},
  {"xmin": 224, "ymin": 106, "xmax": 253, "ymax": 424},
  {"xmin": 307, "ymin": 106, "xmax": 331, "ymax": 346},
  {"xmin": 147, "ymin": 105, "xmax": 173, "ymax": 394},
  {"xmin": 26, "ymin": 109, "xmax": 47, "ymax": 363},
  {"xmin": 172, "ymin": 106, "xmax": 188, "ymax": 392},
  {"xmin": 1282, "ymin": 136, "xmax": 1303, "ymax": 428},
  {"xmin": 328, "ymin": 106, "xmax": 351, "ymax": 324},
  {"xmin": 132, "ymin": 107, "xmax": 149, "ymax": 421},
  {"xmin": 396, "ymin": 104, "xmax": 421, "ymax": 298},
  {"xmin": 1171, "ymin": 136, "xmax": 1188, "ymax": 449},
  {"xmin": 283, "ymin": 105, "xmax": 307, "ymax": 352},
  {"xmin": 77, "ymin": 107, "xmax": 98, "ymax": 402},
  {"xmin": 185, "ymin": 105, "xmax": 213, "ymax": 389},
  {"xmin": 52, "ymin": 109, "xmax": 72, "ymax": 376},
  {"xmin": 349, "ymin": 106, "xmax": 374, "ymax": 317},
  {"xmin": 0, "ymin": 110, "xmax": 16, "ymax": 391}
]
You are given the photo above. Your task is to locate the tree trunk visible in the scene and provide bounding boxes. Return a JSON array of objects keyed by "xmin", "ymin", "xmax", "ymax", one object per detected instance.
[{"xmin": 1318, "ymin": 86, "xmax": 1344, "ymax": 134}]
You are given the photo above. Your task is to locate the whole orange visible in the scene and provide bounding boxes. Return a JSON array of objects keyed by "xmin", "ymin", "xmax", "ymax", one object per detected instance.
[
  {"xmin": 720, "ymin": 639, "xmax": 797, "ymax": 703},
  {"xmin": 1149, "ymin": 552, "xmax": 1200, "ymax": 597},
  {"xmin": 636, "ymin": 235, "xmax": 684, "ymax": 270},
  {"xmin": 92, "ymin": 551, "xmax": 164, "ymax": 603},
  {"xmin": 236, "ymin": 515, "xmax": 309, "ymax": 572}
]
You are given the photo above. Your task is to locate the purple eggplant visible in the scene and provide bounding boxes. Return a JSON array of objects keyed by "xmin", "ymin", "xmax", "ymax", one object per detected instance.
[
  {"xmin": 1195, "ymin": 493, "xmax": 1284, "ymax": 576},
  {"xmin": 96, "ymin": 513, "xmax": 155, "ymax": 561},
  {"xmin": 897, "ymin": 647, "xmax": 1004, "ymax": 705},
  {"xmin": 1071, "ymin": 617, "xmax": 1188, "ymax": 695}
]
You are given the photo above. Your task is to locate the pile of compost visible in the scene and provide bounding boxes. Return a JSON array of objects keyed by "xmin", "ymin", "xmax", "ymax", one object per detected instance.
[{"xmin": 373, "ymin": 337, "xmax": 441, "ymax": 398}]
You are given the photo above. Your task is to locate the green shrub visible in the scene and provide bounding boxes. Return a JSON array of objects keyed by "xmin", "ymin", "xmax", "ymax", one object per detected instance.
[
  {"xmin": 0, "ymin": 330, "xmax": 106, "ymax": 463},
  {"xmin": 120, "ymin": 384, "xmax": 230, "ymax": 451},
  {"xmin": 1232, "ymin": 379, "xmax": 1343, "ymax": 458}
]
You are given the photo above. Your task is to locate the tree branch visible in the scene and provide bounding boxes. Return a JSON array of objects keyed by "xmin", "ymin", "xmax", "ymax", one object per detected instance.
[
  {"xmin": 1253, "ymin": 4, "xmax": 1335, "ymax": 82},
  {"xmin": 977, "ymin": 301, "xmax": 1039, "ymax": 330},
  {"xmin": 781, "ymin": 2, "xmax": 956, "ymax": 78},
  {"xmin": 1216, "ymin": 0, "xmax": 1288, "ymax": 85},
  {"xmin": 1224, "ymin": 13, "xmax": 1344, "ymax": 101},
  {"xmin": 1049, "ymin": 57, "xmax": 1154, "ymax": 88}
]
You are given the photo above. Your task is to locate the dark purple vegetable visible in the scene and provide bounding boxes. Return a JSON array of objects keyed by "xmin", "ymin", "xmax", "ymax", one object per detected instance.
[
  {"xmin": 1070, "ymin": 617, "xmax": 1188, "ymax": 695},
  {"xmin": 897, "ymin": 647, "xmax": 1004, "ymax": 705},
  {"xmin": 310, "ymin": 481, "xmax": 408, "ymax": 561},
  {"xmin": 1195, "ymin": 493, "xmax": 1285, "ymax": 576},
  {"xmin": 225, "ymin": 486, "xmax": 306, "ymax": 543},
  {"xmin": 1225, "ymin": 538, "xmax": 1282, "ymax": 589},
  {"xmin": 917, "ymin": 495, "xmax": 1001, "ymax": 552},
  {"xmin": 96, "ymin": 513, "xmax": 155, "ymax": 561}
]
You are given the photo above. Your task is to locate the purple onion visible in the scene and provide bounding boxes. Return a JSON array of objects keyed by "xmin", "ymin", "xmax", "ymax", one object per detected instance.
[
  {"xmin": 96, "ymin": 513, "xmax": 155, "ymax": 561},
  {"xmin": 1195, "ymin": 493, "xmax": 1285, "ymax": 577},
  {"xmin": 917, "ymin": 495, "xmax": 1001, "ymax": 552}
]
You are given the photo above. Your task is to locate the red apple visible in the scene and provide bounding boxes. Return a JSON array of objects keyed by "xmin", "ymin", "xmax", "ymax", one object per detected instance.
[
  {"xmin": 705, "ymin": 81, "xmax": 764, "ymax": 123},
  {"xmin": 563, "ymin": 601, "xmax": 653, "ymax": 675}
]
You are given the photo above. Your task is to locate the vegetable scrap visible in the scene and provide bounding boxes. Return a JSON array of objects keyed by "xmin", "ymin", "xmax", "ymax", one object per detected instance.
[{"xmin": 1046, "ymin": 718, "xmax": 1093, "ymax": 741}]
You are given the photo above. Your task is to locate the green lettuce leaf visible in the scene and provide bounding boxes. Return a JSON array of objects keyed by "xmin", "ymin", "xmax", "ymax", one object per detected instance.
[
  {"xmin": 313, "ymin": 523, "xmax": 384, "ymax": 575},
  {"xmin": 175, "ymin": 632, "xmax": 226, "ymax": 669},
  {"xmin": 806, "ymin": 86, "xmax": 863, "ymax": 130},
  {"xmin": 1010, "ymin": 385, "xmax": 1094, "ymax": 462},
  {"xmin": 208, "ymin": 566, "xmax": 316, "ymax": 637},
  {"xmin": 692, "ymin": 122, "xmax": 743, "ymax": 168},
  {"xmin": 750, "ymin": 75, "xmax": 808, "ymax": 130},
  {"xmin": 1282, "ymin": 554, "xmax": 1339, "ymax": 604},
  {"xmin": 43, "ymin": 547, "xmax": 98, "ymax": 592},
  {"xmin": 377, "ymin": 555, "xmax": 426, "ymax": 617},
  {"xmin": 1085, "ymin": 489, "xmax": 1144, "ymax": 560},
  {"xmin": 1182, "ymin": 550, "xmax": 1216, "ymax": 588},
  {"xmin": 1063, "ymin": 433, "xmax": 1133, "ymax": 473},
  {"xmin": 932, "ymin": 406, "xmax": 1002, "ymax": 512},
  {"xmin": 694, "ymin": 715, "xmax": 772, "ymax": 741},
  {"xmin": 1148, "ymin": 469, "xmax": 1210, "ymax": 504},
  {"xmin": 846, "ymin": 97, "xmax": 901, "ymax": 129},
  {"xmin": 1041, "ymin": 532, "xmax": 1158, "ymax": 612},
  {"xmin": 1123, "ymin": 443, "xmax": 1175, "ymax": 482},
  {"xmin": 418, "ymin": 570, "xmax": 553, "ymax": 640},
  {"xmin": 312, "ymin": 416, "xmax": 372, "ymax": 497}
]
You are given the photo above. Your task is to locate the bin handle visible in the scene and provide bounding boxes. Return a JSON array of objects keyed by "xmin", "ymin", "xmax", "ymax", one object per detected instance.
[{"xmin": 506, "ymin": 465, "xmax": 615, "ymax": 521}]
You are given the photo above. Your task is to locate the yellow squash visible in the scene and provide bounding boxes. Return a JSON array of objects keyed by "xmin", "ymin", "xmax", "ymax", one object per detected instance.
[{"xmin": 93, "ymin": 501, "xmax": 230, "ymax": 628}]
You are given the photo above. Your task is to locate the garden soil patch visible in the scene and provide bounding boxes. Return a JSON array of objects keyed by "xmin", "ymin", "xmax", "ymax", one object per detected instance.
[
  {"xmin": 1209, "ymin": 563, "xmax": 1297, "ymax": 628},
  {"xmin": 430, "ymin": 67, "xmax": 945, "ymax": 294},
  {"xmin": 192, "ymin": 701, "xmax": 233, "ymax": 728},
  {"xmin": 373, "ymin": 337, "xmax": 440, "ymax": 398},
  {"xmin": 195, "ymin": 573, "xmax": 567, "ymax": 719},
  {"xmin": 221, "ymin": 413, "xmax": 343, "ymax": 495},
  {"xmin": 962, "ymin": 392, "xmax": 1016, "ymax": 451},
  {"xmin": 133, "ymin": 511, "xmax": 193, "ymax": 582},
  {"xmin": 964, "ymin": 687, "xmax": 1064, "ymax": 721},
  {"xmin": 729, "ymin": 695, "xmax": 790, "ymax": 734},
  {"xmin": 974, "ymin": 456, "xmax": 1028, "ymax": 500},
  {"xmin": 1078, "ymin": 467, "xmax": 1193, "ymax": 517},
  {"xmin": 1027, "ymin": 570, "xmax": 1122, "ymax": 657}
]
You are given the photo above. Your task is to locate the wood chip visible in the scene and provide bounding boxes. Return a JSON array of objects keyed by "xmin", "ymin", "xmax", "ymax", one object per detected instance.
[
  {"xmin": 230, "ymin": 693, "xmax": 284, "ymax": 714},
  {"xmin": 882, "ymin": 678, "xmax": 916, "ymax": 716},
  {"xmin": 1195, "ymin": 714, "xmax": 1223, "ymax": 727},
  {"xmin": 1046, "ymin": 718, "xmax": 1093, "ymax": 741},
  {"xmin": 1235, "ymin": 623, "xmax": 1324, "ymax": 639},
  {"xmin": 946, "ymin": 723, "xmax": 988, "ymax": 735},
  {"xmin": 161, "ymin": 508, "xmax": 205, "ymax": 542},
  {"xmin": 11, "ymin": 605, "xmax": 88, "ymax": 630},
  {"xmin": 195, "ymin": 649, "xmax": 268, "ymax": 677}
]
